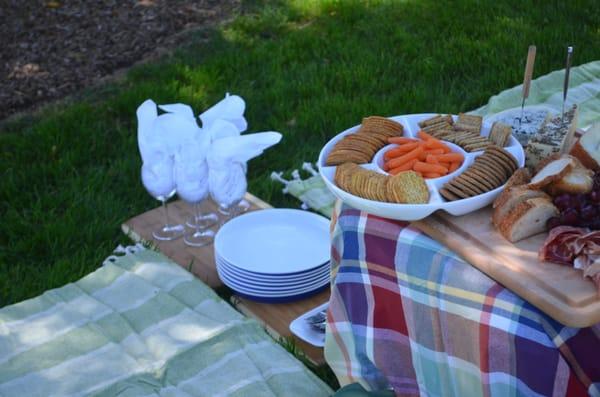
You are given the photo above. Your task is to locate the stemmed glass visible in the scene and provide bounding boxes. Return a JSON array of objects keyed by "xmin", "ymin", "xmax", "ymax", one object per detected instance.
[
  {"xmin": 174, "ymin": 158, "xmax": 216, "ymax": 247},
  {"xmin": 141, "ymin": 156, "xmax": 184, "ymax": 240},
  {"xmin": 209, "ymin": 162, "xmax": 247, "ymax": 226}
]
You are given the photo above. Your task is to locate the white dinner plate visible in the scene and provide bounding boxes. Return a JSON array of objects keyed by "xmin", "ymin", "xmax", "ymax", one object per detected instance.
[
  {"xmin": 217, "ymin": 262, "xmax": 329, "ymax": 290},
  {"xmin": 215, "ymin": 209, "xmax": 331, "ymax": 274},
  {"xmin": 218, "ymin": 271, "xmax": 330, "ymax": 297},
  {"xmin": 215, "ymin": 255, "xmax": 329, "ymax": 283},
  {"xmin": 317, "ymin": 113, "xmax": 525, "ymax": 221}
]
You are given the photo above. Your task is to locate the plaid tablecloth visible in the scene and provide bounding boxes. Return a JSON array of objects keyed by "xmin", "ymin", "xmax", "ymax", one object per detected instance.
[{"xmin": 324, "ymin": 204, "xmax": 600, "ymax": 397}]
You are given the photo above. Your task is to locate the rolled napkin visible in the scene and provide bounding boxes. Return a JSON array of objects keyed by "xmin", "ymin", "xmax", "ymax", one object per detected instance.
[
  {"xmin": 208, "ymin": 132, "xmax": 282, "ymax": 207},
  {"xmin": 137, "ymin": 100, "xmax": 203, "ymax": 162},
  {"xmin": 174, "ymin": 159, "xmax": 209, "ymax": 203},
  {"xmin": 199, "ymin": 93, "xmax": 248, "ymax": 133}
]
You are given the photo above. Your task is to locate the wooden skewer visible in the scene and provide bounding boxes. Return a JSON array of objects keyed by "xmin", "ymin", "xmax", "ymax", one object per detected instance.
[
  {"xmin": 562, "ymin": 46, "xmax": 574, "ymax": 122},
  {"xmin": 519, "ymin": 45, "xmax": 537, "ymax": 126}
]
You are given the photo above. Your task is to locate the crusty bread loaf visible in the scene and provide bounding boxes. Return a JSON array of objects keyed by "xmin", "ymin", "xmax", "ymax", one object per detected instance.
[
  {"xmin": 498, "ymin": 197, "xmax": 558, "ymax": 243},
  {"xmin": 569, "ymin": 123, "xmax": 600, "ymax": 171},
  {"xmin": 492, "ymin": 187, "xmax": 550, "ymax": 227}
]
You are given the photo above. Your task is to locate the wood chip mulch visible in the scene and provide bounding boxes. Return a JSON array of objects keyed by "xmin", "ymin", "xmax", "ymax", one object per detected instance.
[{"xmin": 0, "ymin": 0, "xmax": 240, "ymax": 121}]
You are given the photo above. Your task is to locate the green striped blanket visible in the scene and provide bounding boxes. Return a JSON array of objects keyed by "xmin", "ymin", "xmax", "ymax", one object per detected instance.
[{"xmin": 0, "ymin": 244, "xmax": 332, "ymax": 397}]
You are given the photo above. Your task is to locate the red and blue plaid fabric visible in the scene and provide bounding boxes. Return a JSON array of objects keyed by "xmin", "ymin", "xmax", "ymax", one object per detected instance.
[{"xmin": 325, "ymin": 204, "xmax": 600, "ymax": 397}]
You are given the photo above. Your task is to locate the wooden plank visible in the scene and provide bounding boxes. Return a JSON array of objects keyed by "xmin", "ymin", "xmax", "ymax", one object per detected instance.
[
  {"xmin": 122, "ymin": 193, "xmax": 270, "ymax": 287},
  {"xmin": 413, "ymin": 208, "xmax": 600, "ymax": 328},
  {"xmin": 232, "ymin": 290, "xmax": 329, "ymax": 365},
  {"xmin": 122, "ymin": 192, "xmax": 328, "ymax": 363}
]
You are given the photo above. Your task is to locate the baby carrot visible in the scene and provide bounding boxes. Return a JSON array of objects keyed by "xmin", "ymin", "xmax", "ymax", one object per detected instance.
[
  {"xmin": 448, "ymin": 161, "xmax": 461, "ymax": 172},
  {"xmin": 423, "ymin": 172, "xmax": 442, "ymax": 178},
  {"xmin": 387, "ymin": 137, "xmax": 418, "ymax": 145},
  {"xmin": 384, "ymin": 142, "xmax": 420, "ymax": 160},
  {"xmin": 417, "ymin": 130, "xmax": 435, "ymax": 140},
  {"xmin": 413, "ymin": 161, "xmax": 448, "ymax": 174},
  {"xmin": 434, "ymin": 152, "xmax": 464, "ymax": 163},
  {"xmin": 386, "ymin": 146, "xmax": 424, "ymax": 169},
  {"xmin": 426, "ymin": 154, "xmax": 439, "ymax": 164},
  {"xmin": 388, "ymin": 159, "xmax": 418, "ymax": 175},
  {"xmin": 424, "ymin": 148, "xmax": 445, "ymax": 155},
  {"xmin": 439, "ymin": 161, "xmax": 450, "ymax": 169},
  {"xmin": 423, "ymin": 138, "xmax": 447, "ymax": 150}
]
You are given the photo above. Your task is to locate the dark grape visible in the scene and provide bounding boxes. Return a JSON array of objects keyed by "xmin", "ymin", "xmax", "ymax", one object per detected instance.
[
  {"xmin": 591, "ymin": 190, "xmax": 600, "ymax": 204},
  {"xmin": 593, "ymin": 172, "xmax": 600, "ymax": 190},
  {"xmin": 546, "ymin": 216, "xmax": 561, "ymax": 230},
  {"xmin": 574, "ymin": 194, "xmax": 588, "ymax": 209},
  {"xmin": 580, "ymin": 204, "xmax": 597, "ymax": 220},
  {"xmin": 553, "ymin": 194, "xmax": 572, "ymax": 211},
  {"xmin": 561, "ymin": 208, "xmax": 579, "ymax": 225}
]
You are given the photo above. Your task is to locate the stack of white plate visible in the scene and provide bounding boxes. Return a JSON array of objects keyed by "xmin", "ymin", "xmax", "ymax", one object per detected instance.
[{"xmin": 215, "ymin": 209, "xmax": 331, "ymax": 303}]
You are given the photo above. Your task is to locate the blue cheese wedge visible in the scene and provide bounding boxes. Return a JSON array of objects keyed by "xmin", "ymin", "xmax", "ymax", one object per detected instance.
[{"xmin": 525, "ymin": 105, "xmax": 578, "ymax": 170}]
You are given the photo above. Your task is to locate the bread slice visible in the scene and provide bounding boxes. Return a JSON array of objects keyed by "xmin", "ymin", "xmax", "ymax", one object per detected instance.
[
  {"xmin": 569, "ymin": 123, "xmax": 600, "ymax": 171},
  {"xmin": 492, "ymin": 186, "xmax": 550, "ymax": 227},
  {"xmin": 504, "ymin": 168, "xmax": 531, "ymax": 191},
  {"xmin": 499, "ymin": 197, "xmax": 559, "ymax": 243},
  {"xmin": 527, "ymin": 156, "xmax": 575, "ymax": 189},
  {"xmin": 546, "ymin": 166, "xmax": 594, "ymax": 195}
]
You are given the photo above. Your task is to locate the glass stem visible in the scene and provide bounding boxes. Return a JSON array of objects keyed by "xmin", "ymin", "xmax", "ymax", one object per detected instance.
[
  {"xmin": 194, "ymin": 201, "xmax": 201, "ymax": 234},
  {"xmin": 162, "ymin": 199, "xmax": 171, "ymax": 228}
]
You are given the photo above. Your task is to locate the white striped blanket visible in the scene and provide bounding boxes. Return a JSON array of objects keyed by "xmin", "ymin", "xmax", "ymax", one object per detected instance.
[{"xmin": 0, "ymin": 245, "xmax": 332, "ymax": 397}]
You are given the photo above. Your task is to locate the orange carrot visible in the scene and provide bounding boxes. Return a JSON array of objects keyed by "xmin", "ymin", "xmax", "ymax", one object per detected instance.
[
  {"xmin": 448, "ymin": 161, "xmax": 461, "ymax": 173},
  {"xmin": 417, "ymin": 130, "xmax": 435, "ymax": 140},
  {"xmin": 387, "ymin": 137, "xmax": 418, "ymax": 145},
  {"xmin": 413, "ymin": 161, "xmax": 448, "ymax": 174},
  {"xmin": 434, "ymin": 153, "xmax": 464, "ymax": 163},
  {"xmin": 388, "ymin": 159, "xmax": 418, "ymax": 175},
  {"xmin": 424, "ymin": 148, "xmax": 445, "ymax": 155},
  {"xmin": 383, "ymin": 162, "xmax": 390, "ymax": 171},
  {"xmin": 423, "ymin": 138, "xmax": 447, "ymax": 150},
  {"xmin": 439, "ymin": 161, "xmax": 451, "ymax": 169},
  {"xmin": 384, "ymin": 142, "xmax": 420, "ymax": 160},
  {"xmin": 423, "ymin": 172, "xmax": 442, "ymax": 178},
  {"xmin": 426, "ymin": 154, "xmax": 439, "ymax": 164},
  {"xmin": 386, "ymin": 146, "xmax": 424, "ymax": 169}
]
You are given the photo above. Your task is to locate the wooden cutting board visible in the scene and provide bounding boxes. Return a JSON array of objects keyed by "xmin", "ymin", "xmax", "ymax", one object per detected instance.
[{"xmin": 413, "ymin": 208, "xmax": 600, "ymax": 328}]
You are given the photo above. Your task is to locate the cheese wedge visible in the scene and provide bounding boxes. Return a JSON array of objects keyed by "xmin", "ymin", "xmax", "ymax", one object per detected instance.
[
  {"xmin": 569, "ymin": 122, "xmax": 600, "ymax": 171},
  {"xmin": 525, "ymin": 105, "xmax": 578, "ymax": 170}
]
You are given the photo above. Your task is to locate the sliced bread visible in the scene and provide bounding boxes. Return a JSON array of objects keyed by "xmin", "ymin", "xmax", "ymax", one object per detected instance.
[
  {"xmin": 546, "ymin": 166, "xmax": 594, "ymax": 195},
  {"xmin": 527, "ymin": 156, "xmax": 576, "ymax": 189},
  {"xmin": 498, "ymin": 197, "xmax": 559, "ymax": 243},
  {"xmin": 569, "ymin": 123, "xmax": 600, "ymax": 171},
  {"xmin": 492, "ymin": 186, "xmax": 550, "ymax": 227}
]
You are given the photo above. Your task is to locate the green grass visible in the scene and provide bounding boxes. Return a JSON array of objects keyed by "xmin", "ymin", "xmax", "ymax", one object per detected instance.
[{"xmin": 1, "ymin": 0, "xmax": 600, "ymax": 386}]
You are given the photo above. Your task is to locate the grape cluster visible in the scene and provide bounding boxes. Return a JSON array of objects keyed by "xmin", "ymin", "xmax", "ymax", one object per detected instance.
[{"xmin": 547, "ymin": 172, "xmax": 600, "ymax": 230}]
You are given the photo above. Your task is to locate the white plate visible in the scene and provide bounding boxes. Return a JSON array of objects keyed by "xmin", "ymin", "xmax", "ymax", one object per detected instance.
[
  {"xmin": 218, "ymin": 270, "xmax": 330, "ymax": 297},
  {"xmin": 318, "ymin": 113, "xmax": 526, "ymax": 221},
  {"xmin": 215, "ymin": 209, "xmax": 330, "ymax": 274},
  {"xmin": 289, "ymin": 302, "xmax": 329, "ymax": 347},
  {"xmin": 216, "ymin": 260, "xmax": 329, "ymax": 290},
  {"xmin": 216, "ymin": 255, "xmax": 329, "ymax": 282}
]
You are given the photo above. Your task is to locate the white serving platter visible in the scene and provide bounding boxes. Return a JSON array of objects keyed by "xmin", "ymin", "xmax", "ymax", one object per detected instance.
[
  {"xmin": 289, "ymin": 302, "xmax": 329, "ymax": 347},
  {"xmin": 317, "ymin": 113, "xmax": 525, "ymax": 221},
  {"xmin": 214, "ymin": 209, "xmax": 331, "ymax": 274}
]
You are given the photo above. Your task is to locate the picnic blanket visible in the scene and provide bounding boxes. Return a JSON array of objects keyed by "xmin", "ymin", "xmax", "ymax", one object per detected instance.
[
  {"xmin": 324, "ymin": 204, "xmax": 600, "ymax": 397},
  {"xmin": 0, "ymin": 244, "xmax": 332, "ymax": 397}
]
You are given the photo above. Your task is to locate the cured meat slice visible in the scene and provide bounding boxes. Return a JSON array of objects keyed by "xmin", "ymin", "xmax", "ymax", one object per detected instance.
[
  {"xmin": 573, "ymin": 230, "xmax": 600, "ymax": 255},
  {"xmin": 539, "ymin": 226, "xmax": 587, "ymax": 265}
]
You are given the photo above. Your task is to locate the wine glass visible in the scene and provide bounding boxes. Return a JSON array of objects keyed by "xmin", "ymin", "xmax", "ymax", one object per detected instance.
[
  {"xmin": 209, "ymin": 162, "xmax": 247, "ymax": 226},
  {"xmin": 174, "ymin": 159, "xmax": 216, "ymax": 247},
  {"xmin": 141, "ymin": 157, "xmax": 184, "ymax": 240},
  {"xmin": 216, "ymin": 161, "xmax": 250, "ymax": 216}
]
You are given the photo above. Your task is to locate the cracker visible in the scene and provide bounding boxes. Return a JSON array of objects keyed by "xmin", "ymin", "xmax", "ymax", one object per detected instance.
[
  {"xmin": 386, "ymin": 171, "xmax": 429, "ymax": 204},
  {"xmin": 439, "ymin": 188, "xmax": 461, "ymax": 201},
  {"xmin": 418, "ymin": 114, "xmax": 453, "ymax": 128},
  {"xmin": 489, "ymin": 122, "xmax": 512, "ymax": 147}
]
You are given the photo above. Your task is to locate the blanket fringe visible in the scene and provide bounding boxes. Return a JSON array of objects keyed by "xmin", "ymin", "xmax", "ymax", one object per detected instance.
[{"xmin": 102, "ymin": 243, "xmax": 146, "ymax": 266}]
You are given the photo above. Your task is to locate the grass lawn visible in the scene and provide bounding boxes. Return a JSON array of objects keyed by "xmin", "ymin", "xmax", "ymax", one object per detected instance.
[{"xmin": 1, "ymin": 0, "xmax": 599, "ymax": 386}]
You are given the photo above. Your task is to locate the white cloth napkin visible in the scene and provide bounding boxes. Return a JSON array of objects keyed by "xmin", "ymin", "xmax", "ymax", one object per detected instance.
[
  {"xmin": 199, "ymin": 94, "xmax": 247, "ymax": 133},
  {"xmin": 208, "ymin": 132, "xmax": 282, "ymax": 207}
]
